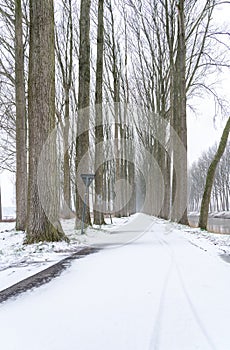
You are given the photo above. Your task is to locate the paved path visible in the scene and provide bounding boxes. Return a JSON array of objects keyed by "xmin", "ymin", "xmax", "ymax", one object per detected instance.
[
  {"xmin": 0, "ymin": 247, "xmax": 98, "ymax": 303},
  {"xmin": 0, "ymin": 214, "xmax": 230, "ymax": 350}
]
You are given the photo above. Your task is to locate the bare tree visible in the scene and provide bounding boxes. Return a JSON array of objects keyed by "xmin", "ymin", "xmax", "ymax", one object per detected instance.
[
  {"xmin": 189, "ymin": 140, "xmax": 230, "ymax": 214},
  {"xmin": 0, "ymin": 0, "xmax": 16, "ymax": 173},
  {"xmin": 26, "ymin": 0, "xmax": 67, "ymax": 243},
  {"xmin": 75, "ymin": 0, "xmax": 92, "ymax": 227},
  {"xmin": 171, "ymin": 0, "xmax": 189, "ymax": 225},
  {"xmin": 55, "ymin": 0, "xmax": 74, "ymax": 218},
  {"xmin": 125, "ymin": 0, "xmax": 229, "ymax": 224},
  {"xmin": 15, "ymin": 0, "xmax": 27, "ymax": 230},
  {"xmin": 199, "ymin": 117, "xmax": 230, "ymax": 230},
  {"xmin": 94, "ymin": 0, "xmax": 105, "ymax": 225}
]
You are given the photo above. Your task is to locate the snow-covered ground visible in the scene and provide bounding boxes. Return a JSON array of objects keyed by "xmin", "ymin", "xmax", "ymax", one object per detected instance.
[
  {"xmin": 0, "ymin": 216, "xmax": 132, "ymax": 290},
  {"xmin": 189, "ymin": 211, "xmax": 230, "ymax": 219},
  {"xmin": 209, "ymin": 211, "xmax": 230, "ymax": 219},
  {"xmin": 1, "ymin": 206, "xmax": 16, "ymax": 220},
  {"xmin": 0, "ymin": 213, "xmax": 230, "ymax": 349}
]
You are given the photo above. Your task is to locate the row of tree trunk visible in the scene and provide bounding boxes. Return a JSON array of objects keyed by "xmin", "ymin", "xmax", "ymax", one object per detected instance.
[{"xmin": 11, "ymin": 0, "xmax": 229, "ymax": 242}]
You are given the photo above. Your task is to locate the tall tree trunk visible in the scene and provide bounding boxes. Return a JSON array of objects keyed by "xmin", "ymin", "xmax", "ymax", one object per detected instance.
[
  {"xmin": 128, "ymin": 160, "xmax": 136, "ymax": 215},
  {"xmin": 159, "ymin": 143, "xmax": 171, "ymax": 220},
  {"xmin": 56, "ymin": 0, "xmax": 73, "ymax": 218},
  {"xmin": 108, "ymin": 2, "xmax": 121, "ymax": 217},
  {"xmin": 94, "ymin": 0, "xmax": 105, "ymax": 225},
  {"xmin": 15, "ymin": 0, "xmax": 27, "ymax": 231},
  {"xmin": 63, "ymin": 1, "xmax": 73, "ymax": 218},
  {"xmin": 165, "ymin": 0, "xmax": 175, "ymax": 222},
  {"xmin": 63, "ymin": 102, "xmax": 71, "ymax": 216},
  {"xmin": 75, "ymin": 0, "xmax": 91, "ymax": 228},
  {"xmin": 26, "ymin": 0, "xmax": 66, "ymax": 243},
  {"xmin": 120, "ymin": 16, "xmax": 129, "ymax": 218},
  {"xmin": 171, "ymin": 0, "xmax": 189, "ymax": 225},
  {"xmin": 199, "ymin": 117, "xmax": 230, "ymax": 230}
]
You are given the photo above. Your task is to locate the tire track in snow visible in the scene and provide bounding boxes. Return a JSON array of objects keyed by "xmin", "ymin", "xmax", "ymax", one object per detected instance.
[
  {"xmin": 148, "ymin": 226, "xmax": 217, "ymax": 350},
  {"xmin": 148, "ymin": 230, "xmax": 174, "ymax": 350}
]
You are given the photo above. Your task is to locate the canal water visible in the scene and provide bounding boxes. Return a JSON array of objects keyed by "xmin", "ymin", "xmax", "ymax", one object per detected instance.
[{"xmin": 188, "ymin": 216, "xmax": 230, "ymax": 235}]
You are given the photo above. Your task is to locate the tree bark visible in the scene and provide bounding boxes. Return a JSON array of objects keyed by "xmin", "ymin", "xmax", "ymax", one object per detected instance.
[
  {"xmin": 94, "ymin": 0, "xmax": 105, "ymax": 225},
  {"xmin": 199, "ymin": 117, "xmax": 230, "ymax": 230},
  {"xmin": 63, "ymin": 14, "xmax": 73, "ymax": 218},
  {"xmin": 171, "ymin": 0, "xmax": 189, "ymax": 225},
  {"xmin": 26, "ymin": 0, "xmax": 67, "ymax": 243},
  {"xmin": 15, "ymin": 0, "xmax": 27, "ymax": 231},
  {"xmin": 75, "ymin": 0, "xmax": 92, "ymax": 228},
  {"xmin": 55, "ymin": 0, "xmax": 73, "ymax": 218},
  {"xmin": 108, "ymin": 2, "xmax": 121, "ymax": 218}
]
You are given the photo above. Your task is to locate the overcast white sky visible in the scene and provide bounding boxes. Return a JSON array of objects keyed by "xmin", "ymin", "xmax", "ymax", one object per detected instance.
[{"xmin": 187, "ymin": 97, "xmax": 228, "ymax": 165}]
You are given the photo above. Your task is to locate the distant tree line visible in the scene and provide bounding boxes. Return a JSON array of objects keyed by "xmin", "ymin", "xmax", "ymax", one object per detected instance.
[{"xmin": 189, "ymin": 141, "xmax": 230, "ymax": 212}]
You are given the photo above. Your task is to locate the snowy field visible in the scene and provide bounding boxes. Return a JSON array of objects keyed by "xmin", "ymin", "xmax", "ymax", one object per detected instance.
[{"xmin": 0, "ymin": 213, "xmax": 230, "ymax": 349}]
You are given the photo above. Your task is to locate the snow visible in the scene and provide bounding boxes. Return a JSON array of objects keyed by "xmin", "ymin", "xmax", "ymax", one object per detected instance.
[
  {"xmin": 0, "ymin": 215, "xmax": 133, "ymax": 290},
  {"xmin": 210, "ymin": 211, "xmax": 230, "ymax": 219},
  {"xmin": 1, "ymin": 206, "xmax": 16, "ymax": 220},
  {"xmin": 189, "ymin": 211, "xmax": 230, "ymax": 220},
  {"xmin": 0, "ymin": 221, "xmax": 79, "ymax": 290},
  {"xmin": 0, "ymin": 214, "xmax": 230, "ymax": 349},
  {"xmin": 166, "ymin": 219, "xmax": 230, "ymax": 256}
]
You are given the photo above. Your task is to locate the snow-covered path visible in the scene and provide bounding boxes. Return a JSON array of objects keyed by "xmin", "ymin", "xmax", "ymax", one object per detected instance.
[{"xmin": 0, "ymin": 214, "xmax": 230, "ymax": 350}]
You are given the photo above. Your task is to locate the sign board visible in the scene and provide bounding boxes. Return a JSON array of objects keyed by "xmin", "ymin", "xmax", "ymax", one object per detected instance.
[{"xmin": 81, "ymin": 174, "xmax": 95, "ymax": 187}]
